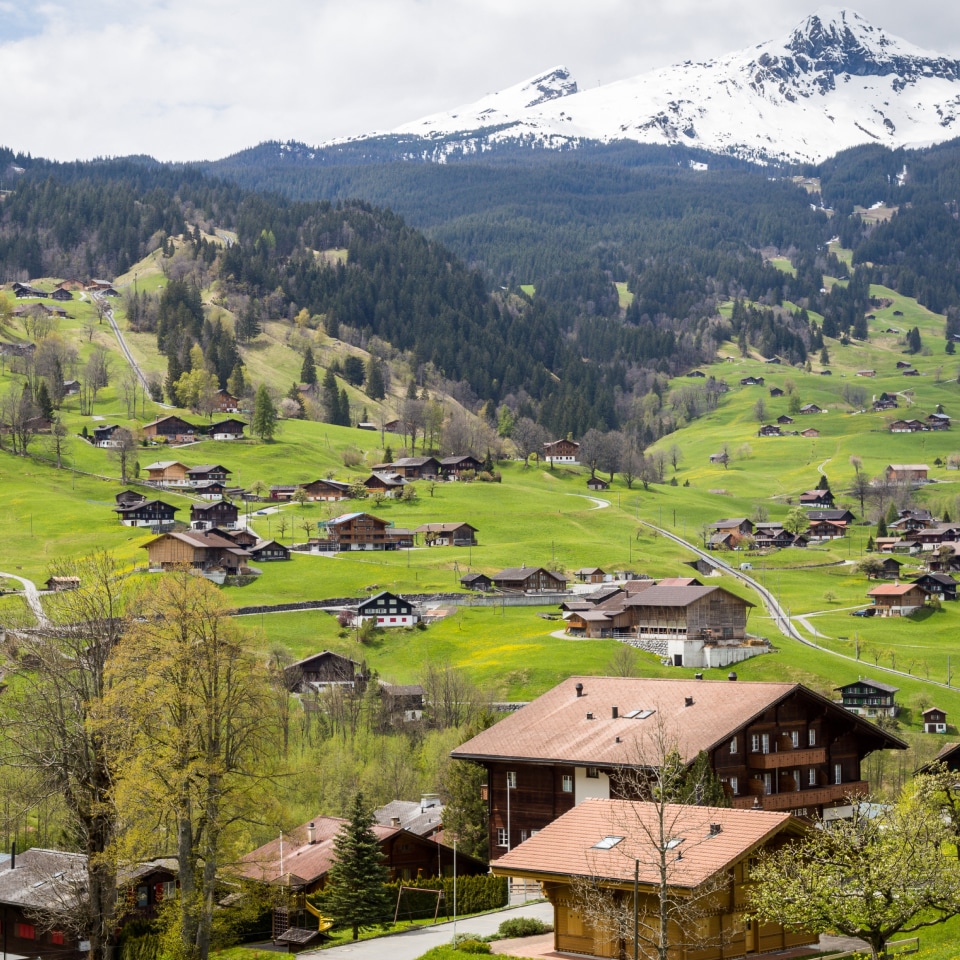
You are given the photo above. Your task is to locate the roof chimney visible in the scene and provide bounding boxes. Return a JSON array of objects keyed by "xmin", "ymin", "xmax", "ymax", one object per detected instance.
[
  {"xmin": 586, "ymin": 712, "xmax": 594, "ymax": 720},
  {"xmin": 10, "ymin": 841, "xmax": 15, "ymax": 869},
  {"xmin": 391, "ymin": 817, "xmax": 401, "ymax": 827},
  {"xmin": 728, "ymin": 671, "xmax": 738, "ymax": 682},
  {"xmin": 575, "ymin": 682, "xmax": 584, "ymax": 698},
  {"xmin": 709, "ymin": 822, "xmax": 722, "ymax": 836},
  {"xmin": 612, "ymin": 706, "xmax": 618, "ymax": 719},
  {"xmin": 307, "ymin": 822, "xmax": 316, "ymax": 845},
  {"xmin": 684, "ymin": 696, "xmax": 695, "ymax": 707}
]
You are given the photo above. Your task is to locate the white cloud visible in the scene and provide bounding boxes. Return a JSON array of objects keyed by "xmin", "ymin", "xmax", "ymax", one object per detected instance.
[{"xmin": 0, "ymin": 0, "xmax": 957, "ymax": 161}]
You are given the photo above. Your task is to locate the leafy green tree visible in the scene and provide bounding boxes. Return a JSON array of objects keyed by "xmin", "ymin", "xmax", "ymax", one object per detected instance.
[
  {"xmin": 300, "ymin": 346, "xmax": 317, "ymax": 386},
  {"xmin": 252, "ymin": 384, "xmax": 278, "ymax": 441},
  {"xmin": 325, "ymin": 792, "xmax": 392, "ymax": 940},
  {"xmin": 783, "ymin": 506, "xmax": 809, "ymax": 535},
  {"xmin": 749, "ymin": 791, "xmax": 960, "ymax": 960}
]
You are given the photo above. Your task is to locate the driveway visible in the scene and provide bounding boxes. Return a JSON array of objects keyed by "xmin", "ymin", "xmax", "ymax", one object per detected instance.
[
  {"xmin": 0, "ymin": 570, "xmax": 49, "ymax": 628},
  {"xmin": 297, "ymin": 900, "xmax": 552, "ymax": 960}
]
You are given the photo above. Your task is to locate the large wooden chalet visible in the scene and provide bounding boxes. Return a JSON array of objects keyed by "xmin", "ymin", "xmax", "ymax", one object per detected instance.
[
  {"xmin": 867, "ymin": 582, "xmax": 927, "ymax": 616},
  {"xmin": 416, "ymin": 522, "xmax": 478, "ymax": 546},
  {"xmin": 388, "ymin": 456, "xmax": 441, "ymax": 480},
  {"xmin": 314, "ymin": 512, "xmax": 399, "ymax": 551},
  {"xmin": 144, "ymin": 460, "xmax": 190, "ymax": 486},
  {"xmin": 299, "ymin": 478, "xmax": 351, "ymax": 501},
  {"xmin": 492, "ymin": 565, "xmax": 568, "ymax": 592},
  {"xmin": 440, "ymin": 454, "xmax": 482, "ymax": 477},
  {"xmin": 114, "ymin": 498, "xmax": 178, "ymax": 528},
  {"xmin": 492, "ymin": 800, "xmax": 815, "ymax": 960},
  {"xmin": 451, "ymin": 676, "xmax": 906, "ymax": 859},
  {"xmin": 206, "ymin": 418, "xmax": 247, "ymax": 440},
  {"xmin": 190, "ymin": 500, "xmax": 239, "ymax": 530},
  {"xmin": 283, "ymin": 651, "xmax": 361, "ymax": 693},
  {"xmin": 142, "ymin": 529, "xmax": 250, "ymax": 573},
  {"xmin": 543, "ymin": 439, "xmax": 580, "ymax": 464},
  {"xmin": 357, "ymin": 590, "xmax": 417, "ymax": 626},
  {"xmin": 835, "ymin": 678, "xmax": 899, "ymax": 719},
  {"xmin": 142, "ymin": 415, "xmax": 198, "ymax": 443}
]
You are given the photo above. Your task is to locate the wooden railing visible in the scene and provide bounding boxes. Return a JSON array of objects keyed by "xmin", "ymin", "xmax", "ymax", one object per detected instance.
[
  {"xmin": 732, "ymin": 781, "xmax": 868, "ymax": 811},
  {"xmin": 747, "ymin": 747, "xmax": 826, "ymax": 769}
]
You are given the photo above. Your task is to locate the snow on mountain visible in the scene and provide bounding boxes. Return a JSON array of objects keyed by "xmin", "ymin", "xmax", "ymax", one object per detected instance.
[{"xmin": 374, "ymin": 8, "xmax": 960, "ymax": 164}]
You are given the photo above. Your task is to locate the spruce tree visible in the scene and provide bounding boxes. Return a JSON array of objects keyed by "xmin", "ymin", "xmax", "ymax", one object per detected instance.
[
  {"xmin": 252, "ymin": 384, "xmax": 277, "ymax": 442},
  {"xmin": 365, "ymin": 357, "xmax": 385, "ymax": 400},
  {"xmin": 36, "ymin": 381, "xmax": 54, "ymax": 420},
  {"xmin": 877, "ymin": 515, "xmax": 888, "ymax": 538},
  {"xmin": 300, "ymin": 346, "xmax": 317, "ymax": 386},
  {"xmin": 325, "ymin": 792, "xmax": 391, "ymax": 940},
  {"xmin": 338, "ymin": 387, "xmax": 351, "ymax": 426},
  {"xmin": 322, "ymin": 369, "xmax": 339, "ymax": 424}
]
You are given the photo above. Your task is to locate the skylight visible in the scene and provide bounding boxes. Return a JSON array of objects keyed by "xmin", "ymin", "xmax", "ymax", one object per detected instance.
[
  {"xmin": 623, "ymin": 709, "xmax": 655, "ymax": 720},
  {"xmin": 593, "ymin": 835, "xmax": 624, "ymax": 850},
  {"xmin": 665, "ymin": 838, "xmax": 685, "ymax": 850}
]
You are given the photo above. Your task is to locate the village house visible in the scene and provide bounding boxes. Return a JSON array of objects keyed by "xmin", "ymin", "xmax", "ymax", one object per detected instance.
[
  {"xmin": 380, "ymin": 682, "xmax": 426, "ymax": 722},
  {"xmin": 574, "ymin": 567, "xmax": 607, "ymax": 584},
  {"xmin": 710, "ymin": 518, "xmax": 754, "ymax": 537},
  {"xmin": 193, "ymin": 480, "xmax": 227, "ymax": 500},
  {"xmin": 922, "ymin": 707, "xmax": 948, "ymax": 734},
  {"xmin": 206, "ymin": 418, "xmax": 247, "ymax": 440},
  {"xmin": 887, "ymin": 463, "xmax": 931, "ymax": 483},
  {"xmin": 752, "ymin": 525, "xmax": 808, "ymax": 550},
  {"xmin": 0, "ymin": 849, "xmax": 176, "ymax": 960},
  {"xmin": 492, "ymin": 565, "xmax": 568, "ymax": 593},
  {"xmin": 451, "ymin": 676, "xmax": 906, "ymax": 858},
  {"xmin": 314, "ymin": 512, "xmax": 398, "ymax": 551},
  {"xmin": 873, "ymin": 394, "xmax": 898, "ymax": 411},
  {"xmin": 806, "ymin": 519, "xmax": 847, "ymax": 541},
  {"xmin": 888, "ymin": 419, "xmax": 926, "ymax": 433},
  {"xmin": 799, "ymin": 427, "xmax": 820, "ymax": 438},
  {"xmin": 299, "ymin": 478, "xmax": 352, "ymax": 501},
  {"xmin": 284, "ymin": 651, "xmax": 362, "ymax": 693},
  {"xmin": 212, "ymin": 389, "xmax": 240, "ymax": 413},
  {"xmin": 141, "ymin": 529, "xmax": 250, "ymax": 574},
  {"xmin": 927, "ymin": 412, "xmax": 951, "ymax": 430},
  {"xmin": 248, "ymin": 539, "xmax": 291, "ymax": 562},
  {"xmin": 356, "ymin": 591, "xmax": 418, "ymax": 627},
  {"xmin": 739, "ymin": 376, "xmax": 764, "ymax": 386},
  {"xmin": 142, "ymin": 415, "xmax": 198, "ymax": 444},
  {"xmin": 491, "ymin": 799, "xmax": 815, "ymax": 960},
  {"xmin": 867, "ymin": 582, "xmax": 927, "ymax": 616},
  {"xmin": 440, "ymin": 454, "xmax": 482, "ymax": 477},
  {"xmin": 374, "ymin": 796, "xmax": 444, "ymax": 839},
  {"xmin": 114, "ymin": 498, "xmax": 179, "ymax": 528},
  {"xmin": 544, "ymin": 439, "xmax": 581, "ymax": 464},
  {"xmin": 911, "ymin": 572, "xmax": 958, "ymax": 601},
  {"xmin": 269, "ymin": 484, "xmax": 298, "ymax": 501},
  {"xmin": 416, "ymin": 522, "xmax": 478, "ymax": 546},
  {"xmin": 460, "ymin": 572, "xmax": 494, "ymax": 591},
  {"xmin": 798, "ymin": 403, "xmax": 823, "ymax": 414},
  {"xmin": 186, "ymin": 464, "xmax": 232, "ymax": 486},
  {"xmin": 757, "ymin": 424, "xmax": 781, "ymax": 437},
  {"xmin": 92, "ymin": 423, "xmax": 124, "ymax": 447},
  {"xmin": 919, "ymin": 742, "xmax": 960, "ymax": 773},
  {"xmin": 836, "ymin": 678, "xmax": 899, "ymax": 719},
  {"xmin": 44, "ymin": 576, "xmax": 80, "ymax": 592},
  {"xmin": 389, "ymin": 456, "xmax": 442, "ymax": 480},
  {"xmin": 799, "ymin": 489, "xmax": 835, "ymax": 508},
  {"xmin": 190, "ymin": 500, "xmax": 239, "ymax": 530},
  {"xmin": 770, "ymin": 386, "xmax": 785, "ymax": 397},
  {"xmin": 586, "ymin": 475, "xmax": 610, "ymax": 490},
  {"xmin": 877, "ymin": 557, "xmax": 905, "ymax": 579},
  {"xmin": 364, "ymin": 472, "xmax": 408, "ymax": 498},
  {"xmin": 805, "ymin": 507, "xmax": 856, "ymax": 524}
]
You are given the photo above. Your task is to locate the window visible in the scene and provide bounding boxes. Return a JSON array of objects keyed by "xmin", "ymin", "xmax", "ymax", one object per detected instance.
[
  {"xmin": 16, "ymin": 923, "xmax": 36, "ymax": 940},
  {"xmin": 808, "ymin": 729, "xmax": 816, "ymax": 747},
  {"xmin": 763, "ymin": 773, "xmax": 772, "ymax": 795},
  {"xmin": 834, "ymin": 763, "xmax": 843, "ymax": 785},
  {"xmin": 497, "ymin": 828, "xmax": 509, "ymax": 847},
  {"xmin": 561, "ymin": 775, "xmax": 573, "ymax": 793},
  {"xmin": 592, "ymin": 835, "xmax": 624, "ymax": 850},
  {"xmin": 586, "ymin": 766, "xmax": 599, "ymax": 779},
  {"xmin": 51, "ymin": 931, "xmax": 65, "ymax": 946},
  {"xmin": 751, "ymin": 734, "xmax": 760, "ymax": 753},
  {"xmin": 729, "ymin": 737, "xmax": 738, "ymax": 755},
  {"xmin": 808, "ymin": 768, "xmax": 817, "ymax": 786},
  {"xmin": 506, "ymin": 771, "xmax": 517, "ymax": 789},
  {"xmin": 761, "ymin": 734, "xmax": 770, "ymax": 754},
  {"xmin": 791, "ymin": 731, "xmax": 800, "ymax": 748},
  {"xmin": 136, "ymin": 885, "xmax": 149, "ymax": 908},
  {"xmin": 729, "ymin": 776, "xmax": 738, "ymax": 796},
  {"xmin": 793, "ymin": 769, "xmax": 800, "ymax": 791},
  {"xmin": 520, "ymin": 830, "xmax": 528, "ymax": 842}
]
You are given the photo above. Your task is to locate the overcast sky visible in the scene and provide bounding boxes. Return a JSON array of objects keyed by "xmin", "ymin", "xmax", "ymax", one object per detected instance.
[{"xmin": 1, "ymin": 1, "xmax": 958, "ymax": 163}]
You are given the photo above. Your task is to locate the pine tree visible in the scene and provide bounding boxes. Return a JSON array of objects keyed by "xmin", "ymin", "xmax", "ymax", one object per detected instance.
[
  {"xmin": 819, "ymin": 345, "xmax": 830, "ymax": 365},
  {"xmin": 325, "ymin": 792, "xmax": 391, "ymax": 940},
  {"xmin": 252, "ymin": 384, "xmax": 277, "ymax": 441},
  {"xmin": 300, "ymin": 346, "xmax": 317, "ymax": 386},
  {"xmin": 36, "ymin": 381, "xmax": 54, "ymax": 420},
  {"xmin": 338, "ymin": 387, "xmax": 351, "ymax": 426},
  {"xmin": 322, "ymin": 369, "xmax": 340, "ymax": 424},
  {"xmin": 817, "ymin": 474, "xmax": 829, "ymax": 490},
  {"xmin": 877, "ymin": 515, "xmax": 888, "ymax": 538},
  {"xmin": 365, "ymin": 357, "xmax": 385, "ymax": 400},
  {"xmin": 227, "ymin": 363, "xmax": 246, "ymax": 399}
]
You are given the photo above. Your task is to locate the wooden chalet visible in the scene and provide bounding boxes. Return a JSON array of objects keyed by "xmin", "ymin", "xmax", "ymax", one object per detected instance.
[
  {"xmin": 206, "ymin": 418, "xmax": 246, "ymax": 440},
  {"xmin": 807, "ymin": 519, "xmax": 847, "ymax": 541},
  {"xmin": 141, "ymin": 529, "xmax": 251, "ymax": 573},
  {"xmin": 739, "ymin": 376, "xmax": 764, "ymax": 386},
  {"xmin": 364, "ymin": 472, "xmax": 408, "ymax": 497},
  {"xmin": 114, "ymin": 498, "xmax": 178, "ymax": 528},
  {"xmin": 836, "ymin": 678, "xmax": 899, "ymax": 719},
  {"xmin": 234, "ymin": 814, "xmax": 487, "ymax": 894},
  {"xmin": 492, "ymin": 799, "xmax": 815, "ymax": 960},
  {"xmin": 799, "ymin": 489, "xmax": 834, "ymax": 508},
  {"xmin": 922, "ymin": 707, "xmax": 948, "ymax": 734},
  {"xmin": 416, "ymin": 522, "xmax": 478, "ymax": 546},
  {"xmin": 574, "ymin": 567, "xmax": 607, "ymax": 584},
  {"xmin": 889, "ymin": 419, "xmax": 925, "ymax": 433},
  {"xmin": 586, "ymin": 475, "xmax": 610, "ymax": 490},
  {"xmin": 56, "ymin": 277, "xmax": 86, "ymax": 291},
  {"xmin": 492, "ymin": 565, "xmax": 568, "ymax": 593},
  {"xmin": 374, "ymin": 797, "xmax": 444, "ymax": 838},
  {"xmin": 867, "ymin": 582, "xmax": 926, "ymax": 616},
  {"xmin": 11, "ymin": 281, "xmax": 45, "ymax": 298},
  {"xmin": 807, "ymin": 508, "xmax": 856, "ymax": 524},
  {"xmin": 903, "ymin": 367, "xmax": 920, "ymax": 376},
  {"xmin": 115, "ymin": 489, "xmax": 146, "ymax": 507},
  {"xmin": 927, "ymin": 412, "xmax": 951, "ymax": 430},
  {"xmin": 460, "ymin": 572, "xmax": 493, "ymax": 591},
  {"xmin": 93, "ymin": 423, "xmax": 123, "ymax": 447},
  {"xmin": 440, "ymin": 454, "xmax": 482, "ymax": 477},
  {"xmin": 798, "ymin": 403, "xmax": 822, "ymax": 414},
  {"xmin": 248, "ymin": 539, "xmax": 290, "ymax": 562},
  {"xmin": 190, "ymin": 500, "xmax": 239, "ymax": 530},
  {"xmin": 911, "ymin": 572, "xmax": 958, "ymax": 601},
  {"xmin": 213, "ymin": 389, "xmax": 240, "ymax": 413},
  {"xmin": 389, "ymin": 456, "xmax": 441, "ymax": 480},
  {"xmin": 752, "ymin": 525, "xmax": 808, "ymax": 550},
  {"xmin": 757, "ymin": 424, "xmax": 781, "ymax": 437},
  {"xmin": 543, "ymin": 439, "xmax": 580, "ymax": 464},
  {"xmin": 142, "ymin": 415, "xmax": 198, "ymax": 443},
  {"xmin": 878, "ymin": 557, "xmax": 905, "ymax": 579},
  {"xmin": 284, "ymin": 651, "xmax": 361, "ymax": 693},
  {"xmin": 769, "ymin": 386, "xmax": 785, "ymax": 397},
  {"xmin": 919, "ymin": 742, "xmax": 960, "ymax": 772},
  {"xmin": 800, "ymin": 427, "xmax": 820, "ymax": 438},
  {"xmin": 44, "ymin": 576, "xmax": 80, "ymax": 592},
  {"xmin": 380, "ymin": 682, "xmax": 426, "ymax": 721},
  {"xmin": 269, "ymin": 484, "xmax": 297, "ymax": 501},
  {"xmin": 357, "ymin": 591, "xmax": 417, "ymax": 626},
  {"xmin": 451, "ymin": 676, "xmax": 906, "ymax": 859},
  {"xmin": 886, "ymin": 463, "xmax": 929, "ymax": 483},
  {"xmin": 315, "ymin": 512, "xmax": 397, "ymax": 551},
  {"xmin": 186, "ymin": 464, "xmax": 231, "ymax": 486},
  {"xmin": 299, "ymin": 478, "xmax": 351, "ymax": 501},
  {"xmin": 193, "ymin": 480, "xmax": 227, "ymax": 500},
  {"xmin": 856, "ymin": 369, "xmax": 876, "ymax": 377},
  {"xmin": 0, "ymin": 849, "xmax": 176, "ymax": 960}
]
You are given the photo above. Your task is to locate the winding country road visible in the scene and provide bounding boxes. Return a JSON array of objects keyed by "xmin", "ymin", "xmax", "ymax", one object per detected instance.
[
  {"xmin": 641, "ymin": 520, "xmax": 958, "ymax": 692},
  {"xmin": 0, "ymin": 571, "xmax": 50, "ymax": 628}
]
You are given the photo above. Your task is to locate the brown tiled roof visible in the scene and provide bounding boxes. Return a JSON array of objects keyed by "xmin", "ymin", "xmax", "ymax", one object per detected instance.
[
  {"xmin": 451, "ymin": 676, "xmax": 904, "ymax": 767},
  {"xmin": 868, "ymin": 583, "xmax": 924, "ymax": 596},
  {"xmin": 234, "ymin": 816, "xmax": 401, "ymax": 887},
  {"xmin": 491, "ymin": 799, "xmax": 796, "ymax": 889}
]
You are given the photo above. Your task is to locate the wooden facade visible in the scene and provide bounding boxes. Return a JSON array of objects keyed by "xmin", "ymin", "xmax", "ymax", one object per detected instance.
[
  {"xmin": 300, "ymin": 478, "xmax": 351, "ymax": 501},
  {"xmin": 190, "ymin": 500, "xmax": 239, "ymax": 529},
  {"xmin": 114, "ymin": 499, "xmax": 178, "ymax": 527},
  {"xmin": 141, "ymin": 530, "xmax": 249, "ymax": 573},
  {"xmin": 492, "ymin": 566, "xmax": 568, "ymax": 592},
  {"xmin": 317, "ymin": 512, "xmax": 397, "ymax": 551},
  {"xmin": 145, "ymin": 460, "xmax": 189, "ymax": 485},
  {"xmin": 142, "ymin": 416, "xmax": 198, "ymax": 443},
  {"xmin": 544, "ymin": 438, "xmax": 580, "ymax": 463},
  {"xmin": 416, "ymin": 522, "xmax": 478, "ymax": 546},
  {"xmin": 284, "ymin": 651, "xmax": 360, "ymax": 692},
  {"xmin": 451, "ymin": 677, "xmax": 906, "ymax": 860}
]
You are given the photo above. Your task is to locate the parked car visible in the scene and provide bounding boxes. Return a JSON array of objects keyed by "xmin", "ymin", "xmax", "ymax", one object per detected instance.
[{"xmin": 851, "ymin": 608, "xmax": 876, "ymax": 617}]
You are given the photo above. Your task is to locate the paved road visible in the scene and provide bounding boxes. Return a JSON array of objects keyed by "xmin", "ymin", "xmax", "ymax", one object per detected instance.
[
  {"xmin": 298, "ymin": 900, "xmax": 552, "ymax": 960},
  {"xmin": 0, "ymin": 570, "xmax": 49, "ymax": 628}
]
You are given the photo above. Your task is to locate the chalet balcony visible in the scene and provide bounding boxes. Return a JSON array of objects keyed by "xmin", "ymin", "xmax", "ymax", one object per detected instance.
[
  {"xmin": 731, "ymin": 781, "xmax": 868, "ymax": 811},
  {"xmin": 747, "ymin": 747, "xmax": 826, "ymax": 769}
]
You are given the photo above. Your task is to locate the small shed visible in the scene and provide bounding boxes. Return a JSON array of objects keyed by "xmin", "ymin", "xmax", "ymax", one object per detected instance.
[
  {"xmin": 45, "ymin": 576, "xmax": 80, "ymax": 592},
  {"xmin": 923, "ymin": 707, "xmax": 948, "ymax": 734}
]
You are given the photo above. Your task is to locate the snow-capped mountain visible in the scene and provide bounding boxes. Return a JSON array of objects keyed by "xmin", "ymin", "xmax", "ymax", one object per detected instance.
[{"xmin": 358, "ymin": 8, "xmax": 960, "ymax": 164}]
